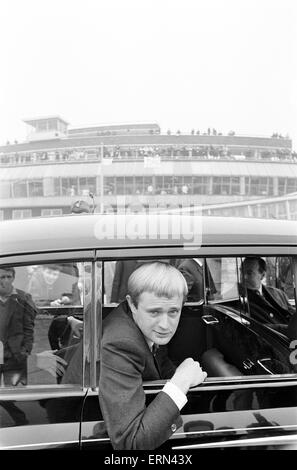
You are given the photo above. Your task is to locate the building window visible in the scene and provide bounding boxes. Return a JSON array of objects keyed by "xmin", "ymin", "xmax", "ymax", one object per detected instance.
[
  {"xmin": 278, "ymin": 178, "xmax": 286, "ymax": 196},
  {"xmin": 104, "ymin": 177, "xmax": 115, "ymax": 195},
  {"xmin": 61, "ymin": 178, "xmax": 79, "ymax": 196},
  {"xmin": 48, "ymin": 119, "xmax": 57, "ymax": 131},
  {"xmin": 78, "ymin": 177, "xmax": 96, "ymax": 196},
  {"xmin": 0, "ymin": 210, "xmax": 4, "ymax": 220},
  {"xmin": 135, "ymin": 176, "xmax": 144, "ymax": 194},
  {"xmin": 144, "ymin": 176, "xmax": 153, "ymax": 194},
  {"xmin": 182, "ymin": 176, "xmax": 192, "ymax": 194},
  {"xmin": 28, "ymin": 180, "xmax": 43, "ymax": 197},
  {"xmin": 193, "ymin": 176, "xmax": 209, "ymax": 194},
  {"xmin": 287, "ymin": 178, "xmax": 297, "ymax": 194},
  {"xmin": 53, "ymin": 178, "xmax": 62, "ymax": 196},
  {"xmin": 266, "ymin": 203, "xmax": 277, "ymax": 219},
  {"xmin": 12, "ymin": 209, "xmax": 32, "ymax": 219},
  {"xmin": 116, "ymin": 177, "xmax": 125, "ymax": 195},
  {"xmin": 155, "ymin": 176, "xmax": 165, "ymax": 194},
  {"xmin": 213, "ymin": 177, "xmax": 231, "ymax": 195},
  {"xmin": 13, "ymin": 180, "xmax": 28, "ymax": 198},
  {"xmin": 0, "ymin": 181, "xmax": 11, "ymax": 198},
  {"xmin": 41, "ymin": 209, "xmax": 63, "ymax": 217},
  {"xmin": 230, "ymin": 177, "xmax": 240, "ymax": 195},
  {"xmin": 246, "ymin": 177, "xmax": 273, "ymax": 196},
  {"xmin": 289, "ymin": 199, "xmax": 297, "ymax": 219},
  {"xmin": 36, "ymin": 121, "xmax": 47, "ymax": 132},
  {"xmin": 162, "ymin": 176, "xmax": 176, "ymax": 194},
  {"xmin": 124, "ymin": 176, "xmax": 134, "ymax": 195}
]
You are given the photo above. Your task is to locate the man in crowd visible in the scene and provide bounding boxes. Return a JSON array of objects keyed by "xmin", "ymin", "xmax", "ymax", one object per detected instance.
[
  {"xmin": 241, "ymin": 257, "xmax": 295, "ymax": 325},
  {"xmin": 28, "ymin": 264, "xmax": 80, "ymax": 307},
  {"xmin": 0, "ymin": 267, "xmax": 38, "ymax": 386},
  {"xmin": 99, "ymin": 261, "xmax": 207, "ymax": 450},
  {"xmin": 178, "ymin": 258, "xmax": 217, "ymax": 302},
  {"xmin": 178, "ymin": 258, "xmax": 204, "ymax": 302},
  {"xmin": 70, "ymin": 199, "xmax": 91, "ymax": 214}
]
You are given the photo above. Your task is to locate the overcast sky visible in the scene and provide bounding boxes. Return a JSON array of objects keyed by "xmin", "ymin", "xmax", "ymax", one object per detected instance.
[{"xmin": 0, "ymin": 0, "xmax": 296, "ymax": 148}]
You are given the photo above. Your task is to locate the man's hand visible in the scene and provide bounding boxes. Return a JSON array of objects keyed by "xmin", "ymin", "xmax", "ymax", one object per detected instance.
[
  {"xmin": 68, "ymin": 316, "xmax": 83, "ymax": 338},
  {"xmin": 170, "ymin": 357, "xmax": 207, "ymax": 395},
  {"xmin": 50, "ymin": 299, "xmax": 63, "ymax": 307},
  {"xmin": 36, "ymin": 350, "xmax": 68, "ymax": 377},
  {"xmin": 50, "ymin": 296, "xmax": 71, "ymax": 307}
]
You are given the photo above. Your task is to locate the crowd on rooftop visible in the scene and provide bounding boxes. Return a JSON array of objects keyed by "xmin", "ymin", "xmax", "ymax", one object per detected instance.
[{"xmin": 0, "ymin": 145, "xmax": 296, "ymax": 167}]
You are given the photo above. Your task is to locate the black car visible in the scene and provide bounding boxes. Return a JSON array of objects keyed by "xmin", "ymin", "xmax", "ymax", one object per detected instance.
[{"xmin": 0, "ymin": 214, "xmax": 297, "ymax": 450}]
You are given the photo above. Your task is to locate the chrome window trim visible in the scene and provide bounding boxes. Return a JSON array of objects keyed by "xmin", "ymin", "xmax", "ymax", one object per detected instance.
[
  {"xmin": 95, "ymin": 246, "xmax": 297, "ymax": 260},
  {"xmin": 0, "ymin": 250, "xmax": 95, "ymax": 266},
  {"xmin": 176, "ymin": 423, "xmax": 297, "ymax": 439},
  {"xmin": 0, "ymin": 440, "xmax": 80, "ymax": 450},
  {"xmin": 172, "ymin": 433, "xmax": 297, "ymax": 449},
  {"xmin": 4, "ymin": 373, "xmax": 290, "ymax": 399},
  {"xmin": 89, "ymin": 260, "xmax": 99, "ymax": 390},
  {"xmin": 142, "ymin": 380, "xmax": 297, "ymax": 393},
  {"xmin": 91, "ymin": 375, "xmax": 297, "ymax": 396},
  {"xmin": 80, "ymin": 437, "xmax": 110, "ymax": 443},
  {"xmin": 0, "ymin": 387, "xmax": 88, "ymax": 400}
]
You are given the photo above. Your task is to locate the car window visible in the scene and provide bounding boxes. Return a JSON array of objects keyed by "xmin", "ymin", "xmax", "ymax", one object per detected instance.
[
  {"xmin": 206, "ymin": 257, "xmax": 239, "ymax": 301},
  {"xmin": 265, "ymin": 256, "xmax": 296, "ymax": 305},
  {"xmin": 103, "ymin": 258, "xmax": 184, "ymax": 306},
  {"xmin": 239, "ymin": 256, "xmax": 297, "ymax": 319},
  {"xmin": 0, "ymin": 262, "xmax": 92, "ymax": 388},
  {"xmin": 101, "ymin": 256, "xmax": 297, "ymax": 383}
]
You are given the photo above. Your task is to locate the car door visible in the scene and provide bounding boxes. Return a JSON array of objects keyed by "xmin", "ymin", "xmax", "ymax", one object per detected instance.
[
  {"xmin": 79, "ymin": 255, "xmax": 297, "ymax": 450},
  {"xmin": 164, "ymin": 255, "xmax": 297, "ymax": 450}
]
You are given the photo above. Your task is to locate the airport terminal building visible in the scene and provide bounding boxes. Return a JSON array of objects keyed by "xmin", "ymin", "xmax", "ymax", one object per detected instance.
[{"xmin": 1, "ymin": 116, "xmax": 297, "ymax": 220}]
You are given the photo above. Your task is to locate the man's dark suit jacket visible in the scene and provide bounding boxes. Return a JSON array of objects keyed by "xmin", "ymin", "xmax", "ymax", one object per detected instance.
[
  {"xmin": 1, "ymin": 289, "xmax": 38, "ymax": 367},
  {"xmin": 99, "ymin": 301, "xmax": 182, "ymax": 450},
  {"xmin": 247, "ymin": 285, "xmax": 295, "ymax": 324},
  {"xmin": 110, "ymin": 260, "xmax": 139, "ymax": 303},
  {"xmin": 178, "ymin": 259, "xmax": 204, "ymax": 302},
  {"xmin": 288, "ymin": 310, "xmax": 297, "ymax": 340}
]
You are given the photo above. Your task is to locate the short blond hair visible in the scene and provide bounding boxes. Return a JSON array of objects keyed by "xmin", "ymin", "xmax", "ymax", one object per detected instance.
[{"xmin": 127, "ymin": 261, "xmax": 188, "ymax": 306}]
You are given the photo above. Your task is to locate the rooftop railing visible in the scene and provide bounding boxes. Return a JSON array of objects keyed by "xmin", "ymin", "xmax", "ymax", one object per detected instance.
[{"xmin": 0, "ymin": 146, "xmax": 296, "ymax": 167}]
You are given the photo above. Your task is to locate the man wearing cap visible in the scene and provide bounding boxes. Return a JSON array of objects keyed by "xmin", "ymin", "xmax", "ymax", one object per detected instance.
[{"xmin": 70, "ymin": 200, "xmax": 90, "ymax": 214}]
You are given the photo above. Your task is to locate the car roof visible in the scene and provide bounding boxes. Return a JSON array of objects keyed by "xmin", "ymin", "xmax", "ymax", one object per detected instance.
[{"xmin": 0, "ymin": 215, "xmax": 296, "ymax": 260}]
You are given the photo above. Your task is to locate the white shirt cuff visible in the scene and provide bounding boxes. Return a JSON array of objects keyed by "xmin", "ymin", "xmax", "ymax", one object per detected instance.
[{"xmin": 162, "ymin": 381, "xmax": 188, "ymax": 410}]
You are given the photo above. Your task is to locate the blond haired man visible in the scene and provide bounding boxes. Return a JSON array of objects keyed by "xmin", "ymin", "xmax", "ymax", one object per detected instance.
[{"xmin": 99, "ymin": 261, "xmax": 207, "ymax": 450}]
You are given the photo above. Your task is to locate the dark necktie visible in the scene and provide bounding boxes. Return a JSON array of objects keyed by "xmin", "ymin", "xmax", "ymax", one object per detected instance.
[
  {"xmin": 152, "ymin": 343, "xmax": 159, "ymax": 355},
  {"xmin": 152, "ymin": 344, "xmax": 161, "ymax": 377}
]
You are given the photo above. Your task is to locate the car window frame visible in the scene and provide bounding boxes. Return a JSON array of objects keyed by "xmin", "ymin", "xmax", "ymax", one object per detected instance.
[
  {"xmin": 1, "ymin": 244, "xmax": 297, "ymax": 394},
  {"xmin": 95, "ymin": 250, "xmax": 297, "ymax": 392},
  {"xmin": 0, "ymin": 250, "xmax": 96, "ymax": 395}
]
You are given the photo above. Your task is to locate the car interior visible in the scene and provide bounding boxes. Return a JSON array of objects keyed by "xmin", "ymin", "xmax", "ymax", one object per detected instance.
[{"xmin": 6, "ymin": 255, "xmax": 296, "ymax": 389}]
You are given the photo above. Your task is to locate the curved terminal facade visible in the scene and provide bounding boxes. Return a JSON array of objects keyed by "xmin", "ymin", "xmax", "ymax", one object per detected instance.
[{"xmin": 0, "ymin": 116, "xmax": 297, "ymax": 220}]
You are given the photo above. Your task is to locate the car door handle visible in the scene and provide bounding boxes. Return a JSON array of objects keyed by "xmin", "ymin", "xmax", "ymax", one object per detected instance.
[
  {"xmin": 202, "ymin": 315, "xmax": 219, "ymax": 325},
  {"xmin": 257, "ymin": 358, "xmax": 274, "ymax": 375},
  {"xmin": 242, "ymin": 358, "xmax": 255, "ymax": 370}
]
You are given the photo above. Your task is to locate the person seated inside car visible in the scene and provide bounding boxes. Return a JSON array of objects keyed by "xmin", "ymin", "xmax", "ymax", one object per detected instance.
[
  {"xmin": 28, "ymin": 264, "xmax": 81, "ymax": 308},
  {"xmin": 99, "ymin": 261, "xmax": 208, "ymax": 450},
  {"xmin": 240, "ymin": 257, "xmax": 295, "ymax": 331}
]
